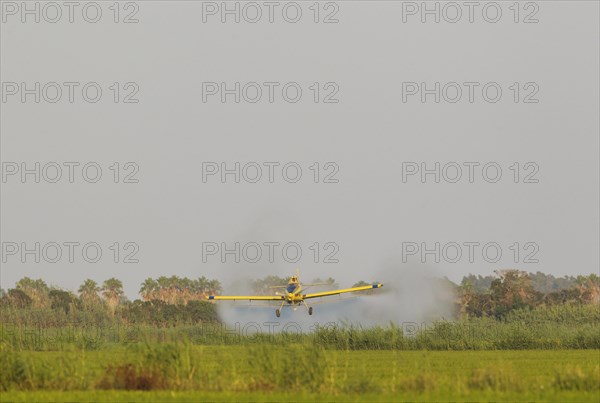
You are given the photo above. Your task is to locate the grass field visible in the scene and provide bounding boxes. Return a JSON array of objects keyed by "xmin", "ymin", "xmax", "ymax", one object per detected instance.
[
  {"xmin": 2, "ymin": 305, "xmax": 599, "ymax": 401},
  {"xmin": 2, "ymin": 345, "xmax": 599, "ymax": 402}
]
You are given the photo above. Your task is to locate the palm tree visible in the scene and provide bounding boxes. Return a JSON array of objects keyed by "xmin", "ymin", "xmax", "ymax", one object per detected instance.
[
  {"xmin": 157, "ymin": 276, "xmax": 170, "ymax": 302},
  {"xmin": 196, "ymin": 276, "xmax": 210, "ymax": 295},
  {"xmin": 101, "ymin": 278, "xmax": 124, "ymax": 312},
  {"xmin": 179, "ymin": 277, "xmax": 193, "ymax": 303},
  {"xmin": 168, "ymin": 275, "xmax": 181, "ymax": 304},
  {"xmin": 78, "ymin": 279, "xmax": 101, "ymax": 308},
  {"xmin": 208, "ymin": 279, "xmax": 223, "ymax": 295},
  {"xmin": 139, "ymin": 278, "xmax": 158, "ymax": 301},
  {"xmin": 137, "ymin": 276, "xmax": 222, "ymax": 304}
]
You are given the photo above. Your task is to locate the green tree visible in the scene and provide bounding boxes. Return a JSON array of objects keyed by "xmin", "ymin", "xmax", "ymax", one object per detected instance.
[
  {"xmin": 49, "ymin": 289, "xmax": 76, "ymax": 314},
  {"xmin": 101, "ymin": 278, "xmax": 124, "ymax": 312},
  {"xmin": 490, "ymin": 270, "xmax": 539, "ymax": 317},
  {"xmin": 78, "ymin": 279, "xmax": 101, "ymax": 308},
  {"xmin": 16, "ymin": 277, "xmax": 49, "ymax": 308},
  {"xmin": 460, "ymin": 274, "xmax": 495, "ymax": 294},
  {"xmin": 139, "ymin": 278, "xmax": 158, "ymax": 301},
  {"xmin": 7, "ymin": 289, "xmax": 32, "ymax": 308}
]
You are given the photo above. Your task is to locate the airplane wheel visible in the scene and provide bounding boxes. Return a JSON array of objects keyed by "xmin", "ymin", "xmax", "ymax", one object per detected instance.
[
  {"xmin": 276, "ymin": 309, "xmax": 280, "ymax": 318},
  {"xmin": 308, "ymin": 307, "xmax": 313, "ymax": 315}
]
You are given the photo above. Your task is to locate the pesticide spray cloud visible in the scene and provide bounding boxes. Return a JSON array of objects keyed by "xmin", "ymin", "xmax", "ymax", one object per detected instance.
[
  {"xmin": 214, "ymin": 255, "xmax": 456, "ymax": 334},
  {"xmin": 205, "ymin": 210, "xmax": 457, "ymax": 334}
]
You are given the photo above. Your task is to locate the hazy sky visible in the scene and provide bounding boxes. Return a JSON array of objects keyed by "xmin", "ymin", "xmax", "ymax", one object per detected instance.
[{"xmin": 1, "ymin": 2, "xmax": 598, "ymax": 299}]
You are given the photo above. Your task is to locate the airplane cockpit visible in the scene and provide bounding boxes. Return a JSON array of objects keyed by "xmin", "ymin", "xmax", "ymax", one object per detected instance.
[{"xmin": 286, "ymin": 276, "xmax": 299, "ymax": 293}]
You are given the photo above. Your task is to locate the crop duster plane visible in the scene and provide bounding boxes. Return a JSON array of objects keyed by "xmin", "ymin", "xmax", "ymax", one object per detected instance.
[{"xmin": 207, "ymin": 272, "xmax": 383, "ymax": 317}]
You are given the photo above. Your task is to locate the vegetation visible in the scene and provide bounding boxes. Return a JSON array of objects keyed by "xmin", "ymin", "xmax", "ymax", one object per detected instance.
[
  {"xmin": 458, "ymin": 270, "xmax": 599, "ymax": 318},
  {"xmin": 0, "ymin": 303, "xmax": 598, "ymax": 351},
  {"xmin": 0, "ymin": 270, "xmax": 598, "ymax": 348},
  {"xmin": 0, "ymin": 270, "xmax": 598, "ymax": 400},
  {"xmin": 0, "ymin": 276, "xmax": 222, "ymax": 328},
  {"xmin": 2, "ymin": 271, "xmax": 598, "ymax": 327},
  {"xmin": 139, "ymin": 276, "xmax": 222, "ymax": 304},
  {"xmin": 0, "ymin": 344, "xmax": 598, "ymax": 401},
  {"xmin": 461, "ymin": 271, "xmax": 580, "ymax": 294}
]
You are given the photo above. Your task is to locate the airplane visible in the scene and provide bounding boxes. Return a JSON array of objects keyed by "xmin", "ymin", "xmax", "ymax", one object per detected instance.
[{"xmin": 206, "ymin": 271, "xmax": 383, "ymax": 317}]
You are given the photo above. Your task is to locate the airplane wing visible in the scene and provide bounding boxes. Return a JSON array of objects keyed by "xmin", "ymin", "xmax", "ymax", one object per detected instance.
[
  {"xmin": 206, "ymin": 295, "xmax": 284, "ymax": 301},
  {"xmin": 304, "ymin": 283, "xmax": 383, "ymax": 299}
]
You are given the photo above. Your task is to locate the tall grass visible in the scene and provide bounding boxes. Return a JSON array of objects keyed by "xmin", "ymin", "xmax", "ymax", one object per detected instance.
[
  {"xmin": 0, "ymin": 341, "xmax": 97, "ymax": 391},
  {"xmin": 1, "ymin": 304, "xmax": 598, "ymax": 351},
  {"xmin": 2, "ymin": 342, "xmax": 599, "ymax": 396}
]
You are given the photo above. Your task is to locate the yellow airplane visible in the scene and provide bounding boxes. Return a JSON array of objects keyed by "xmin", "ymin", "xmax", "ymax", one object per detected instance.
[{"xmin": 206, "ymin": 272, "xmax": 383, "ymax": 317}]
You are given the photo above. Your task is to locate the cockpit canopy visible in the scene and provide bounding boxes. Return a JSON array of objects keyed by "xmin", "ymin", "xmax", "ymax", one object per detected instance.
[{"xmin": 286, "ymin": 275, "xmax": 300, "ymax": 293}]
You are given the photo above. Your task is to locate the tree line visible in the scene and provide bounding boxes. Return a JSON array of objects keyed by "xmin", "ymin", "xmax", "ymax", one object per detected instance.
[
  {"xmin": 457, "ymin": 270, "xmax": 599, "ymax": 318},
  {"xmin": 0, "ymin": 271, "xmax": 598, "ymax": 325},
  {"xmin": 0, "ymin": 276, "xmax": 224, "ymax": 326}
]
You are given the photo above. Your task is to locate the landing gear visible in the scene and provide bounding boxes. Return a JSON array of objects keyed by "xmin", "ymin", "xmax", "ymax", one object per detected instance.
[
  {"xmin": 275, "ymin": 300, "xmax": 286, "ymax": 317},
  {"xmin": 276, "ymin": 300, "xmax": 313, "ymax": 316},
  {"xmin": 302, "ymin": 300, "xmax": 313, "ymax": 315}
]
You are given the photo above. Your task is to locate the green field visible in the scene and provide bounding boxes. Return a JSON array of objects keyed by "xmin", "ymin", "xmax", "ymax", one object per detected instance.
[
  {"xmin": 2, "ymin": 344, "xmax": 599, "ymax": 402},
  {"xmin": 2, "ymin": 304, "xmax": 599, "ymax": 401}
]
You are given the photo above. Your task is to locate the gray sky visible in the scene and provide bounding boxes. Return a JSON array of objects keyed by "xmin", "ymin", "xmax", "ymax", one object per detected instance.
[{"xmin": 1, "ymin": 1, "xmax": 598, "ymax": 299}]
